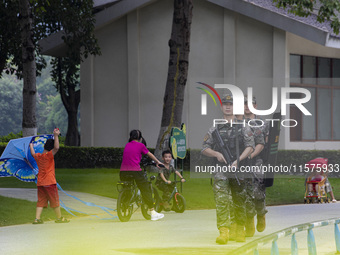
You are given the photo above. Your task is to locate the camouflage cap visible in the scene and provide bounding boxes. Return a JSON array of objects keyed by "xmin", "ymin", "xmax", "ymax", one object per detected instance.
[
  {"xmin": 221, "ymin": 94, "xmax": 233, "ymax": 104},
  {"xmin": 244, "ymin": 95, "xmax": 256, "ymax": 104}
]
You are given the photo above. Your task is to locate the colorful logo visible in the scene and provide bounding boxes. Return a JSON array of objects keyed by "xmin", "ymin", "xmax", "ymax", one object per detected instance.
[{"xmin": 196, "ymin": 82, "xmax": 222, "ymax": 115}]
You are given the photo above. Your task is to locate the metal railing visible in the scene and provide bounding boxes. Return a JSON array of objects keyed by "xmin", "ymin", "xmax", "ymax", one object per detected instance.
[{"xmin": 229, "ymin": 218, "xmax": 340, "ymax": 255}]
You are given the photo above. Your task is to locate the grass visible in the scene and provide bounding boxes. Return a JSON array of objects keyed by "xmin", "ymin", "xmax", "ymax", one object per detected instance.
[
  {"xmin": 0, "ymin": 195, "xmax": 78, "ymax": 227},
  {"xmin": 1, "ymin": 169, "xmax": 340, "ymax": 226}
]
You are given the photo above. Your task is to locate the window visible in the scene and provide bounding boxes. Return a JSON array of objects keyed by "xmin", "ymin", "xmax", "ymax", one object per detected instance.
[{"xmin": 290, "ymin": 54, "xmax": 340, "ymax": 141}]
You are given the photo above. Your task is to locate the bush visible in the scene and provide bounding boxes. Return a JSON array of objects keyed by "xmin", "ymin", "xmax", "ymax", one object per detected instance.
[
  {"xmin": 0, "ymin": 132, "xmax": 23, "ymax": 143},
  {"xmin": 0, "ymin": 141, "xmax": 339, "ymax": 172}
]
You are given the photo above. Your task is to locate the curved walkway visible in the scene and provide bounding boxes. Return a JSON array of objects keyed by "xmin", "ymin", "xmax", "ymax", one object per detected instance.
[{"xmin": 0, "ymin": 188, "xmax": 339, "ymax": 254}]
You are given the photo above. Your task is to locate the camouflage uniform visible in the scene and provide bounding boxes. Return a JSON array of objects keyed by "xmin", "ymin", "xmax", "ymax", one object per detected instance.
[
  {"xmin": 155, "ymin": 165, "xmax": 176, "ymax": 201},
  {"xmin": 246, "ymin": 117, "xmax": 268, "ymax": 218},
  {"xmin": 202, "ymin": 120, "xmax": 255, "ymax": 229}
]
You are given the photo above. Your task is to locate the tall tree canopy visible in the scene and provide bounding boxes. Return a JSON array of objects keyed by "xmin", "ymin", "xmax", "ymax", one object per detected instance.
[{"xmin": 0, "ymin": 0, "xmax": 100, "ymax": 145}]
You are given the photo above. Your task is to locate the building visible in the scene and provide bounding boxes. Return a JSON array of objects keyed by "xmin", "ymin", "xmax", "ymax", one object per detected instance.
[{"xmin": 40, "ymin": 0, "xmax": 340, "ymax": 150}]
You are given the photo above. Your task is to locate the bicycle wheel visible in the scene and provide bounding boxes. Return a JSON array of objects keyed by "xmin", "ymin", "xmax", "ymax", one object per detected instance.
[
  {"xmin": 172, "ymin": 194, "xmax": 186, "ymax": 213},
  {"xmin": 141, "ymin": 188, "xmax": 161, "ymax": 220},
  {"xmin": 117, "ymin": 190, "xmax": 133, "ymax": 222}
]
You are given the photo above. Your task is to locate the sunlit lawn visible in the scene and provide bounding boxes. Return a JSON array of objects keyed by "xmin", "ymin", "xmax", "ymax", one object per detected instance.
[
  {"xmin": 1, "ymin": 169, "xmax": 340, "ymax": 226},
  {"xmin": 1, "ymin": 169, "xmax": 339, "ymax": 209}
]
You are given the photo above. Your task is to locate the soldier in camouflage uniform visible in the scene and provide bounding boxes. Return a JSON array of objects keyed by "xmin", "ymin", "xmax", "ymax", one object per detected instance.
[
  {"xmin": 244, "ymin": 96, "xmax": 269, "ymax": 236},
  {"xmin": 202, "ymin": 94, "xmax": 255, "ymax": 244}
]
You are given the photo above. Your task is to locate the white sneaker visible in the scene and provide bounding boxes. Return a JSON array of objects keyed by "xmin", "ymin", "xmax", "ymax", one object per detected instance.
[
  {"xmin": 332, "ymin": 199, "xmax": 337, "ymax": 203},
  {"xmin": 150, "ymin": 210, "xmax": 164, "ymax": 221}
]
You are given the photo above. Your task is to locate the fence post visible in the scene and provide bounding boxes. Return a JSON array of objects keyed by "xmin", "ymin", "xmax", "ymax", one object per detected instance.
[
  {"xmin": 291, "ymin": 233, "xmax": 298, "ymax": 255},
  {"xmin": 271, "ymin": 239, "xmax": 279, "ymax": 255},
  {"xmin": 335, "ymin": 223, "xmax": 340, "ymax": 253},
  {"xmin": 307, "ymin": 229, "xmax": 317, "ymax": 255}
]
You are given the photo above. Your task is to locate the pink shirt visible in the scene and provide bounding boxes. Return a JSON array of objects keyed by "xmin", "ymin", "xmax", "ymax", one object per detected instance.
[{"xmin": 120, "ymin": 141, "xmax": 149, "ymax": 171}]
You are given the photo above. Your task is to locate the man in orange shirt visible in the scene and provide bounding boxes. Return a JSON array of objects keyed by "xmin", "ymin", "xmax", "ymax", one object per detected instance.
[{"xmin": 29, "ymin": 128, "xmax": 69, "ymax": 224}]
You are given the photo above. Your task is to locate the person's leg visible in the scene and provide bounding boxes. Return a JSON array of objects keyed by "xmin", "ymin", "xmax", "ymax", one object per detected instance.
[
  {"xmin": 134, "ymin": 171, "xmax": 164, "ymax": 220},
  {"xmin": 330, "ymin": 191, "xmax": 336, "ymax": 200},
  {"xmin": 35, "ymin": 186, "xmax": 48, "ymax": 222},
  {"xmin": 45, "ymin": 184, "xmax": 65, "ymax": 221},
  {"xmin": 53, "ymin": 207, "xmax": 62, "ymax": 218},
  {"xmin": 245, "ymin": 177, "xmax": 256, "ymax": 237},
  {"xmin": 308, "ymin": 183, "xmax": 313, "ymax": 193},
  {"xmin": 213, "ymin": 174, "xmax": 231, "ymax": 244},
  {"xmin": 315, "ymin": 184, "xmax": 319, "ymax": 195},
  {"xmin": 254, "ymin": 180, "xmax": 267, "ymax": 232},
  {"xmin": 325, "ymin": 179, "xmax": 336, "ymax": 201},
  {"xmin": 230, "ymin": 178, "xmax": 247, "ymax": 242},
  {"xmin": 35, "ymin": 207, "xmax": 44, "ymax": 219},
  {"xmin": 158, "ymin": 182, "xmax": 171, "ymax": 210},
  {"xmin": 134, "ymin": 171, "xmax": 154, "ymax": 209}
]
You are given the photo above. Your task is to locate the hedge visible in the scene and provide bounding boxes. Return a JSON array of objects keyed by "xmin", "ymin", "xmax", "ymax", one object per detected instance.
[{"xmin": 0, "ymin": 145, "xmax": 339, "ymax": 173}]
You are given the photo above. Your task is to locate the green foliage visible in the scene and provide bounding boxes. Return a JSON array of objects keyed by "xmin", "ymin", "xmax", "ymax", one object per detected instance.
[
  {"xmin": 0, "ymin": 1, "xmax": 100, "ymax": 145},
  {"xmin": 0, "ymin": 132, "xmax": 23, "ymax": 143},
  {"xmin": 0, "ymin": 57, "xmax": 68, "ymax": 136},
  {"xmin": 0, "ymin": 75, "xmax": 23, "ymax": 135},
  {"xmin": 38, "ymin": 94, "xmax": 68, "ymax": 134},
  {"xmin": 273, "ymin": 0, "xmax": 340, "ymax": 34},
  {"xmin": 0, "ymin": 144, "xmax": 337, "ymax": 175}
]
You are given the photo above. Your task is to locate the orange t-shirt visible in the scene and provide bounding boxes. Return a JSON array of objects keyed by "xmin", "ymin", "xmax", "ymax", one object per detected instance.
[{"xmin": 33, "ymin": 151, "xmax": 56, "ymax": 186}]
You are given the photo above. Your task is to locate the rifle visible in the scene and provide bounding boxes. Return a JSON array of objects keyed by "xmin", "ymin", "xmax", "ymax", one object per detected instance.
[
  {"xmin": 212, "ymin": 127, "xmax": 258, "ymax": 183},
  {"xmin": 211, "ymin": 128, "xmax": 241, "ymax": 184},
  {"xmin": 211, "ymin": 128, "xmax": 235, "ymax": 166}
]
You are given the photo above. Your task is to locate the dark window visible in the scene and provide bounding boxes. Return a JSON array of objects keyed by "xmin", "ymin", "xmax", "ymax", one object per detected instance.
[{"xmin": 290, "ymin": 54, "xmax": 340, "ymax": 141}]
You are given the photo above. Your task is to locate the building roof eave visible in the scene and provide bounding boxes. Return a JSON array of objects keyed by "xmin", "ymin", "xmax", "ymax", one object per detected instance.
[{"xmin": 208, "ymin": 0, "xmax": 331, "ymax": 47}]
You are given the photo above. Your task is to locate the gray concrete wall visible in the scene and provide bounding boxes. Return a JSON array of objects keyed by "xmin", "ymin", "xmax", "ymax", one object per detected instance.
[
  {"xmin": 81, "ymin": 17, "xmax": 128, "ymax": 147},
  {"xmin": 80, "ymin": 0, "xmax": 285, "ymax": 149},
  {"xmin": 81, "ymin": 0, "xmax": 340, "ymax": 151}
]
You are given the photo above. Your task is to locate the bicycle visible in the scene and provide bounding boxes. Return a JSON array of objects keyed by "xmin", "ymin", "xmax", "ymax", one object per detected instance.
[
  {"xmin": 116, "ymin": 161, "xmax": 161, "ymax": 222},
  {"xmin": 157, "ymin": 180, "xmax": 186, "ymax": 213}
]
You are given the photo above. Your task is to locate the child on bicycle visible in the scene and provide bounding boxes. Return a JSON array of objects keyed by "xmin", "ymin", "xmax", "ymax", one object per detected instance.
[
  {"xmin": 155, "ymin": 150, "xmax": 185, "ymax": 211},
  {"xmin": 120, "ymin": 129, "xmax": 164, "ymax": 221}
]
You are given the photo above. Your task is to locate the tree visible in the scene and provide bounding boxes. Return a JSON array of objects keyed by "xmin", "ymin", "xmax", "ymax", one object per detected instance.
[
  {"xmin": 0, "ymin": 0, "xmax": 99, "ymax": 144},
  {"xmin": 39, "ymin": 0, "xmax": 100, "ymax": 146},
  {"xmin": 154, "ymin": 0, "xmax": 193, "ymax": 159},
  {"xmin": 273, "ymin": 0, "xmax": 340, "ymax": 34},
  {"xmin": 0, "ymin": 57, "xmax": 68, "ymax": 136},
  {"xmin": 51, "ymin": 57, "xmax": 81, "ymax": 146},
  {"xmin": 19, "ymin": 0, "xmax": 37, "ymax": 136},
  {"xmin": 0, "ymin": 74, "xmax": 23, "ymax": 136}
]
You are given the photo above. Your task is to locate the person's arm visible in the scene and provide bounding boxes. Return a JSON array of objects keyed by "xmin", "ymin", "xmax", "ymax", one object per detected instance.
[
  {"xmin": 202, "ymin": 148, "xmax": 227, "ymax": 164},
  {"xmin": 250, "ymin": 144, "xmax": 264, "ymax": 159},
  {"xmin": 160, "ymin": 172, "xmax": 170, "ymax": 184},
  {"xmin": 232, "ymin": 147, "xmax": 253, "ymax": 168},
  {"xmin": 52, "ymin": 128, "xmax": 60, "ymax": 156},
  {"xmin": 29, "ymin": 143, "xmax": 35, "ymax": 157},
  {"xmin": 175, "ymin": 170, "xmax": 186, "ymax": 182},
  {"xmin": 146, "ymin": 151, "xmax": 162, "ymax": 166}
]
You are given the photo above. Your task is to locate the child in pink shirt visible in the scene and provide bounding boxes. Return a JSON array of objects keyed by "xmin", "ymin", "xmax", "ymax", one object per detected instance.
[{"xmin": 120, "ymin": 129, "xmax": 164, "ymax": 221}]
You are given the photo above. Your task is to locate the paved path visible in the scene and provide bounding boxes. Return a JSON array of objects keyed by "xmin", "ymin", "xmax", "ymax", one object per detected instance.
[{"xmin": 0, "ymin": 188, "xmax": 339, "ymax": 254}]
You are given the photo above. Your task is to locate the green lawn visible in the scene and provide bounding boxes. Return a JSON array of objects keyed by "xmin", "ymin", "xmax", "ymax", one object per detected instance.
[
  {"xmin": 1, "ymin": 169, "xmax": 340, "ymax": 208},
  {"xmin": 0, "ymin": 195, "xmax": 79, "ymax": 226},
  {"xmin": 1, "ymin": 169, "xmax": 340, "ymax": 226}
]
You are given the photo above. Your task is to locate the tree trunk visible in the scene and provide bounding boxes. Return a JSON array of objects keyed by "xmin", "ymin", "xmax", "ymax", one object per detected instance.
[
  {"xmin": 64, "ymin": 89, "xmax": 80, "ymax": 146},
  {"xmin": 154, "ymin": 0, "xmax": 193, "ymax": 159},
  {"xmin": 54, "ymin": 57, "xmax": 80, "ymax": 146},
  {"xmin": 19, "ymin": 0, "xmax": 37, "ymax": 137}
]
